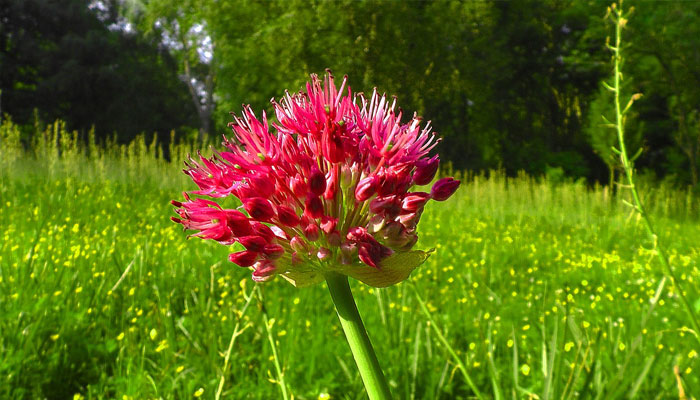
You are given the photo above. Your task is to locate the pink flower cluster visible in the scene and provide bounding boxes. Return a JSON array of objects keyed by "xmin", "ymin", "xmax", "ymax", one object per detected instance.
[{"xmin": 172, "ymin": 72, "xmax": 460, "ymax": 284}]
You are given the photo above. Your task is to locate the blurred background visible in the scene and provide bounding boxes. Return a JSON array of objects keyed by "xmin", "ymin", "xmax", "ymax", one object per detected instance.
[{"xmin": 2, "ymin": 0, "xmax": 699, "ymax": 186}]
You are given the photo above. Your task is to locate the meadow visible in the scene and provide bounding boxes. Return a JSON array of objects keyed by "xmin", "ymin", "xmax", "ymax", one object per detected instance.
[{"xmin": 1, "ymin": 120, "xmax": 699, "ymax": 399}]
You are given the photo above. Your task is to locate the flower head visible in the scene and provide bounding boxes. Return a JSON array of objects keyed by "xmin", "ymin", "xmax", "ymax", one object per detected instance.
[{"xmin": 172, "ymin": 72, "xmax": 460, "ymax": 287}]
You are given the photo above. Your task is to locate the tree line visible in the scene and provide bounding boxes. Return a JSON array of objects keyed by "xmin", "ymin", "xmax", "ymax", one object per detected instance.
[{"xmin": 2, "ymin": 0, "xmax": 699, "ymax": 186}]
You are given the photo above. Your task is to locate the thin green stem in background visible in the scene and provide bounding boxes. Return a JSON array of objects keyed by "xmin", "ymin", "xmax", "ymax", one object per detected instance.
[
  {"xmin": 412, "ymin": 284, "xmax": 486, "ymax": 400},
  {"xmin": 326, "ymin": 273, "xmax": 393, "ymax": 400},
  {"xmin": 215, "ymin": 283, "xmax": 257, "ymax": 400},
  {"xmin": 608, "ymin": 0, "xmax": 700, "ymax": 347},
  {"xmin": 257, "ymin": 288, "xmax": 291, "ymax": 400}
]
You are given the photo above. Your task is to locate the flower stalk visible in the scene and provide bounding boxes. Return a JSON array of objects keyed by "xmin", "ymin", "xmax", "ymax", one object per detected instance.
[{"xmin": 326, "ymin": 273, "xmax": 393, "ymax": 400}]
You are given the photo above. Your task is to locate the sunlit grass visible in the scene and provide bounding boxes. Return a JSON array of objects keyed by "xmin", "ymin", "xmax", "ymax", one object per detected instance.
[{"xmin": 1, "ymin": 120, "xmax": 699, "ymax": 399}]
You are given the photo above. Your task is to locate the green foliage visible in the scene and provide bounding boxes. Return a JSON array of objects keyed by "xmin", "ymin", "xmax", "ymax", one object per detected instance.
[
  {"xmin": 4, "ymin": 1, "xmax": 700, "ymax": 184},
  {"xmin": 1, "ymin": 119, "xmax": 699, "ymax": 398},
  {"xmin": 0, "ymin": 0, "xmax": 197, "ymax": 143},
  {"xmin": 625, "ymin": 1, "xmax": 700, "ymax": 186}
]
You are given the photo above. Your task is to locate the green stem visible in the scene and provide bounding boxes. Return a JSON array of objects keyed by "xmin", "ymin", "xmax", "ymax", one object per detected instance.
[{"xmin": 326, "ymin": 273, "xmax": 393, "ymax": 400}]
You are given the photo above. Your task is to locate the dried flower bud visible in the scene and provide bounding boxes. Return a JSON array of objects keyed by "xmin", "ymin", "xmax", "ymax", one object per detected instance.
[
  {"xmin": 367, "ymin": 214, "xmax": 386, "ymax": 233},
  {"xmin": 397, "ymin": 211, "xmax": 422, "ymax": 230}
]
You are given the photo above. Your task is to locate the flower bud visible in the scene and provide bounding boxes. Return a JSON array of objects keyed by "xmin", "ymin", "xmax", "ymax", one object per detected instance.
[
  {"xmin": 355, "ymin": 176, "xmax": 377, "ymax": 202},
  {"xmin": 277, "ymin": 205, "xmax": 300, "ymax": 227},
  {"xmin": 367, "ymin": 214, "xmax": 386, "ymax": 233},
  {"xmin": 263, "ymin": 244, "xmax": 285, "ymax": 259},
  {"xmin": 413, "ymin": 155, "xmax": 439, "ymax": 185},
  {"xmin": 397, "ymin": 211, "xmax": 421, "ymax": 230},
  {"xmin": 389, "ymin": 162, "xmax": 413, "ymax": 177},
  {"xmin": 226, "ymin": 210, "xmax": 253, "ymax": 236},
  {"xmin": 238, "ymin": 235, "xmax": 268, "ymax": 252},
  {"xmin": 324, "ymin": 167, "xmax": 339, "ymax": 200},
  {"xmin": 325, "ymin": 133, "xmax": 345, "ymax": 163},
  {"xmin": 228, "ymin": 250, "xmax": 258, "ymax": 267},
  {"xmin": 248, "ymin": 175, "xmax": 275, "ymax": 198},
  {"xmin": 304, "ymin": 196, "xmax": 324, "ymax": 219},
  {"xmin": 244, "ymin": 197, "xmax": 276, "ymax": 221},
  {"xmin": 268, "ymin": 226, "xmax": 287, "ymax": 241},
  {"xmin": 317, "ymin": 247, "xmax": 331, "ymax": 261},
  {"xmin": 398, "ymin": 232, "xmax": 418, "ymax": 251},
  {"xmin": 377, "ymin": 171, "xmax": 399, "ymax": 197},
  {"xmin": 358, "ymin": 241, "xmax": 392, "ymax": 268},
  {"xmin": 320, "ymin": 217, "xmax": 338, "ymax": 234},
  {"xmin": 369, "ymin": 195, "xmax": 400, "ymax": 216},
  {"xmin": 252, "ymin": 260, "xmax": 276, "ymax": 282},
  {"xmin": 251, "ymin": 222, "xmax": 275, "ymax": 242},
  {"xmin": 327, "ymin": 230, "xmax": 341, "ymax": 246},
  {"xmin": 347, "ymin": 226, "xmax": 371, "ymax": 242},
  {"xmin": 290, "ymin": 235, "xmax": 308, "ymax": 253},
  {"xmin": 235, "ymin": 185, "xmax": 257, "ymax": 201},
  {"xmin": 290, "ymin": 174, "xmax": 308, "ymax": 198},
  {"xmin": 430, "ymin": 177, "xmax": 460, "ymax": 201},
  {"xmin": 309, "ymin": 167, "xmax": 327, "ymax": 196},
  {"xmin": 340, "ymin": 241, "xmax": 357, "ymax": 265},
  {"xmin": 304, "ymin": 223, "xmax": 320, "ymax": 241},
  {"xmin": 401, "ymin": 192, "xmax": 430, "ymax": 212}
]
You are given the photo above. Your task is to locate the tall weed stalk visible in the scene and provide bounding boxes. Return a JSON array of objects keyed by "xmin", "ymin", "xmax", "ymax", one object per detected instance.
[{"xmin": 605, "ymin": 1, "xmax": 700, "ymax": 347}]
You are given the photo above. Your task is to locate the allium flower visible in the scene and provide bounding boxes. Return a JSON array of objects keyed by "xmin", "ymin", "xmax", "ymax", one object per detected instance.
[{"xmin": 172, "ymin": 72, "xmax": 460, "ymax": 288}]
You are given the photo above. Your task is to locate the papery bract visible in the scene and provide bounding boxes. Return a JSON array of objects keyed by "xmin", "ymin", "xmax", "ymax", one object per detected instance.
[{"xmin": 172, "ymin": 72, "xmax": 460, "ymax": 287}]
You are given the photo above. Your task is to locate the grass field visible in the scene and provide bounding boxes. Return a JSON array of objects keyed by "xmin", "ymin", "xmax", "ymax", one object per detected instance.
[{"xmin": 1, "ymin": 120, "xmax": 699, "ymax": 399}]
